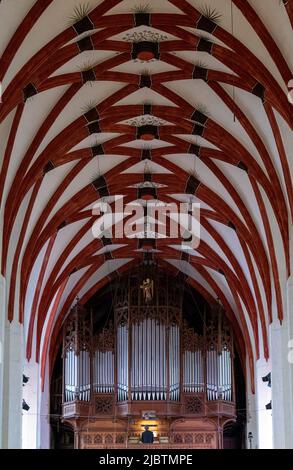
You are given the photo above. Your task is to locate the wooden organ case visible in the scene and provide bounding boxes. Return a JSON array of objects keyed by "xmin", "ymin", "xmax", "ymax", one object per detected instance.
[{"xmin": 61, "ymin": 268, "xmax": 236, "ymax": 449}]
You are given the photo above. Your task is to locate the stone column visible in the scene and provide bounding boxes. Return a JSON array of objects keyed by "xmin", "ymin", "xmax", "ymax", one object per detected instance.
[
  {"xmin": 38, "ymin": 360, "xmax": 51, "ymax": 449},
  {"xmin": 270, "ymin": 277, "xmax": 293, "ymax": 448},
  {"xmin": 285, "ymin": 272, "xmax": 293, "ymax": 446},
  {"xmin": 74, "ymin": 428, "xmax": 80, "ymax": 449},
  {"xmin": 269, "ymin": 226, "xmax": 293, "ymax": 449},
  {"xmin": 246, "ymin": 354, "xmax": 259, "ymax": 449},
  {"xmin": 254, "ymin": 358, "xmax": 272, "ymax": 449},
  {"xmin": 22, "ymin": 359, "xmax": 39, "ymax": 448},
  {"xmin": 2, "ymin": 319, "xmax": 24, "ymax": 448},
  {"xmin": 0, "ymin": 274, "xmax": 5, "ymax": 448}
]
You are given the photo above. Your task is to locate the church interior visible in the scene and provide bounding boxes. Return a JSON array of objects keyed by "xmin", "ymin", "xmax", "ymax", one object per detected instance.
[{"xmin": 0, "ymin": 0, "xmax": 292, "ymax": 450}]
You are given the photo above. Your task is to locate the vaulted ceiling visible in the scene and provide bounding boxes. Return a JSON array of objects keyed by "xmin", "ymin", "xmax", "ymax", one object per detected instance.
[{"xmin": 0, "ymin": 0, "xmax": 292, "ymax": 390}]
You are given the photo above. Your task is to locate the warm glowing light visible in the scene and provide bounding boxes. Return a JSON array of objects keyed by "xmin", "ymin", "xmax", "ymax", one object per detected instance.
[
  {"xmin": 140, "ymin": 133, "xmax": 155, "ymax": 141},
  {"xmin": 137, "ymin": 51, "xmax": 155, "ymax": 61}
]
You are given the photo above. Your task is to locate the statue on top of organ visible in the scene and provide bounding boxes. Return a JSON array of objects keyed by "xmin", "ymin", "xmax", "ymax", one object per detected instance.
[
  {"xmin": 140, "ymin": 278, "xmax": 154, "ymax": 303},
  {"xmin": 60, "ymin": 264, "xmax": 237, "ymax": 449}
]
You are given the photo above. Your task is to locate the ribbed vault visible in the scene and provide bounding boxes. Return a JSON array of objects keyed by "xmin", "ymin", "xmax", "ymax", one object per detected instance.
[{"xmin": 0, "ymin": 0, "xmax": 292, "ymax": 393}]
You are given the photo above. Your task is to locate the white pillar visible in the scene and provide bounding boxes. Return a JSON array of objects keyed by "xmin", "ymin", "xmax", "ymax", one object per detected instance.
[
  {"xmin": 245, "ymin": 356, "xmax": 273, "ymax": 449},
  {"xmin": 269, "ymin": 222, "xmax": 293, "ymax": 449},
  {"xmin": 22, "ymin": 359, "xmax": 39, "ymax": 448},
  {"xmin": 0, "ymin": 274, "xmax": 5, "ymax": 448},
  {"xmin": 254, "ymin": 358, "xmax": 272, "ymax": 449},
  {"xmin": 2, "ymin": 319, "xmax": 24, "ymax": 448},
  {"xmin": 38, "ymin": 360, "xmax": 51, "ymax": 449},
  {"xmin": 270, "ymin": 272, "xmax": 293, "ymax": 449},
  {"xmin": 246, "ymin": 354, "xmax": 259, "ymax": 449},
  {"xmin": 285, "ymin": 273, "xmax": 293, "ymax": 446},
  {"xmin": 284, "ymin": 226, "xmax": 293, "ymax": 446}
]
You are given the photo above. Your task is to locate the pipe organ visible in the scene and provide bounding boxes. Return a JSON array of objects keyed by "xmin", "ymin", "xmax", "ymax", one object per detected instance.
[{"xmin": 61, "ymin": 268, "xmax": 236, "ymax": 449}]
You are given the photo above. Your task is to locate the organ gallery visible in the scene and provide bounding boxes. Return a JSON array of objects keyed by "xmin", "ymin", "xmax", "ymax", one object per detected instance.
[{"xmin": 52, "ymin": 265, "xmax": 240, "ymax": 449}]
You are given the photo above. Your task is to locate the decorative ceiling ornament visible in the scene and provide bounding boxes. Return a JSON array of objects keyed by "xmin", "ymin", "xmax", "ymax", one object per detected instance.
[
  {"xmin": 68, "ymin": 2, "xmax": 92, "ymax": 27},
  {"xmin": 198, "ymin": 5, "xmax": 222, "ymax": 25},
  {"xmin": 123, "ymin": 30, "xmax": 168, "ymax": 62},
  {"xmin": 128, "ymin": 182, "xmax": 167, "ymax": 189},
  {"xmin": 131, "ymin": 3, "xmax": 152, "ymax": 14},
  {"xmin": 123, "ymin": 31, "xmax": 168, "ymax": 44},
  {"xmin": 126, "ymin": 115, "xmax": 168, "ymax": 127},
  {"xmin": 132, "ymin": 3, "xmax": 152, "ymax": 27}
]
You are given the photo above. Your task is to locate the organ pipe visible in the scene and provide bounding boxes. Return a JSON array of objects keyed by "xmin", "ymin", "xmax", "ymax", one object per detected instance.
[
  {"xmin": 129, "ymin": 319, "xmax": 171, "ymax": 401},
  {"xmin": 63, "ymin": 303, "xmax": 91, "ymax": 402},
  {"xmin": 205, "ymin": 306, "xmax": 233, "ymax": 401}
]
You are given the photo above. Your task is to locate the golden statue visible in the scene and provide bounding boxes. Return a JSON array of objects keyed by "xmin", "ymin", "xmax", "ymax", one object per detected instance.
[{"xmin": 140, "ymin": 278, "xmax": 154, "ymax": 303}]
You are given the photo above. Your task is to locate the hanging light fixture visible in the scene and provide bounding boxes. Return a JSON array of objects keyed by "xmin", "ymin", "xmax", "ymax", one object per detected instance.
[
  {"xmin": 137, "ymin": 125, "xmax": 159, "ymax": 141},
  {"xmin": 133, "ymin": 41, "xmax": 160, "ymax": 61}
]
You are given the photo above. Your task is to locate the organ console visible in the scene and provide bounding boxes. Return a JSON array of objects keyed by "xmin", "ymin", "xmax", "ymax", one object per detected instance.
[{"xmin": 61, "ymin": 266, "xmax": 236, "ymax": 449}]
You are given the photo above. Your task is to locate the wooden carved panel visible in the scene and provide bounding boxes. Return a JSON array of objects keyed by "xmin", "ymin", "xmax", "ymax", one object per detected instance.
[
  {"xmin": 170, "ymin": 432, "xmax": 217, "ymax": 448},
  {"xmin": 64, "ymin": 304, "xmax": 91, "ymax": 354},
  {"xmin": 182, "ymin": 320, "xmax": 202, "ymax": 352},
  {"xmin": 94, "ymin": 434, "xmax": 103, "ymax": 444},
  {"xmin": 184, "ymin": 395, "xmax": 204, "ymax": 414},
  {"xmin": 105, "ymin": 434, "xmax": 114, "ymax": 444},
  {"xmin": 94, "ymin": 322, "xmax": 114, "ymax": 352},
  {"xmin": 95, "ymin": 395, "xmax": 114, "ymax": 415}
]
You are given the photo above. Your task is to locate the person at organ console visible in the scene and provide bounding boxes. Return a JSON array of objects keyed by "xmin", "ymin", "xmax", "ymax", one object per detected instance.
[{"xmin": 141, "ymin": 426, "xmax": 154, "ymax": 444}]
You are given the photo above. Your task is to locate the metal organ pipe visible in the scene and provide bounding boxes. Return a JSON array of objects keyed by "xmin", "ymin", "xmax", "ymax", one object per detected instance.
[
  {"xmin": 64, "ymin": 349, "xmax": 90, "ymax": 402},
  {"xmin": 117, "ymin": 324, "xmax": 129, "ymax": 401},
  {"xmin": 168, "ymin": 324, "xmax": 180, "ymax": 401},
  {"xmin": 161, "ymin": 324, "xmax": 164, "ymax": 399},
  {"xmin": 151, "ymin": 320, "xmax": 154, "ymax": 399},
  {"xmin": 183, "ymin": 332, "xmax": 204, "ymax": 396},
  {"xmin": 129, "ymin": 318, "xmax": 170, "ymax": 401},
  {"xmin": 156, "ymin": 320, "xmax": 158, "ymax": 399},
  {"xmin": 80, "ymin": 352, "xmax": 82, "ymax": 400},
  {"xmin": 93, "ymin": 350, "xmax": 114, "ymax": 395},
  {"xmin": 147, "ymin": 319, "xmax": 150, "ymax": 400},
  {"xmin": 143, "ymin": 319, "xmax": 146, "ymax": 400},
  {"xmin": 205, "ymin": 347, "xmax": 233, "ymax": 402}
]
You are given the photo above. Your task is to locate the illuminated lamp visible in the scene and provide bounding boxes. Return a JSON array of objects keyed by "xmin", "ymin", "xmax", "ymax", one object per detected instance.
[
  {"xmin": 141, "ymin": 133, "xmax": 154, "ymax": 141},
  {"xmin": 133, "ymin": 42, "xmax": 159, "ymax": 61},
  {"xmin": 137, "ymin": 125, "xmax": 158, "ymax": 141}
]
